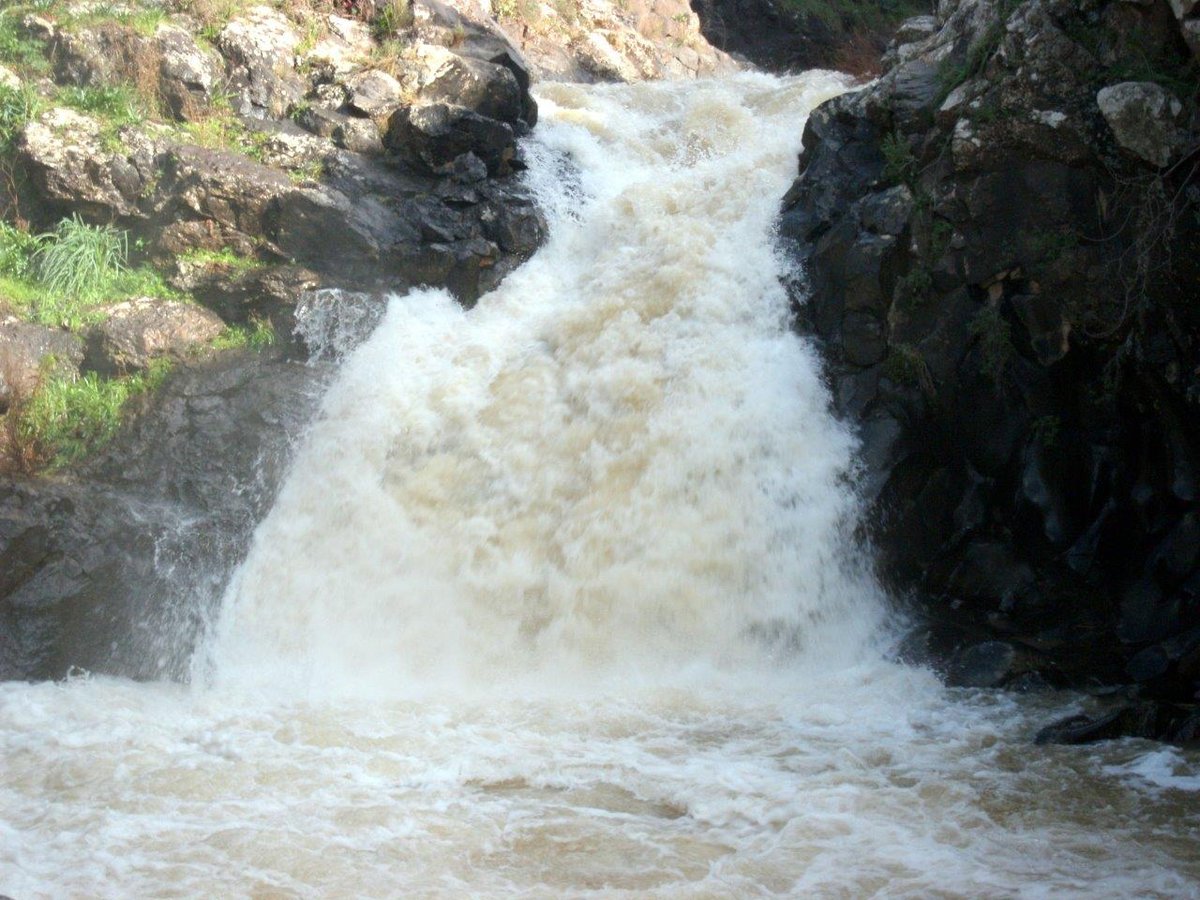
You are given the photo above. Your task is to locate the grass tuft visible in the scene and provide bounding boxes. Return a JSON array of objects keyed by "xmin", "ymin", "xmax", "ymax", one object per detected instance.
[{"xmin": 35, "ymin": 216, "xmax": 128, "ymax": 321}]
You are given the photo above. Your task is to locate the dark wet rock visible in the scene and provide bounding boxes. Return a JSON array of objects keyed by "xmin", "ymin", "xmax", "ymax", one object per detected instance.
[
  {"xmin": 779, "ymin": 0, "xmax": 1200, "ymax": 735},
  {"xmin": 0, "ymin": 321, "xmax": 84, "ymax": 410},
  {"xmin": 84, "ymin": 299, "xmax": 225, "ymax": 375},
  {"xmin": 170, "ymin": 262, "xmax": 322, "ymax": 331},
  {"xmin": 0, "ymin": 350, "xmax": 329, "ymax": 681},
  {"xmin": 1035, "ymin": 701, "xmax": 1200, "ymax": 745},
  {"xmin": 385, "ymin": 102, "xmax": 518, "ymax": 176},
  {"xmin": 947, "ymin": 640, "xmax": 1024, "ymax": 688}
]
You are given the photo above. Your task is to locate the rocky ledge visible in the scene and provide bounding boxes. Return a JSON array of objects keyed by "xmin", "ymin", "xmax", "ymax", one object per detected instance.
[{"xmin": 781, "ymin": 0, "xmax": 1200, "ymax": 741}]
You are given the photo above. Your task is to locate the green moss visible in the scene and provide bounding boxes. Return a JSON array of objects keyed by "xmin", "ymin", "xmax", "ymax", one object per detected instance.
[
  {"xmin": 970, "ymin": 304, "xmax": 1012, "ymax": 388},
  {"xmin": 211, "ymin": 316, "xmax": 275, "ymax": 350},
  {"xmin": 179, "ymin": 246, "xmax": 265, "ymax": 272},
  {"xmin": 0, "ymin": 11, "xmax": 52, "ymax": 77}
]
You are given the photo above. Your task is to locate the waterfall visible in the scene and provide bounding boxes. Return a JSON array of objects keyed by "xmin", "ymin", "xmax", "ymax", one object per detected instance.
[
  {"xmin": 197, "ymin": 71, "xmax": 883, "ymax": 698},
  {"xmin": 5, "ymin": 73, "xmax": 1197, "ymax": 899}
]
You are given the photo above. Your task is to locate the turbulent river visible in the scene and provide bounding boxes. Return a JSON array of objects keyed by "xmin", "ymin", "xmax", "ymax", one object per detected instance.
[{"xmin": 3, "ymin": 73, "xmax": 1200, "ymax": 898}]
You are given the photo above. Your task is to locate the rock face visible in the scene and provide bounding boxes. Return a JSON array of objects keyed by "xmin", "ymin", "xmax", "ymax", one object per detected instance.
[
  {"xmin": 689, "ymin": 0, "xmax": 922, "ymax": 73},
  {"xmin": 0, "ymin": 350, "xmax": 329, "ymax": 681},
  {"xmin": 780, "ymin": 0, "xmax": 1200, "ymax": 739},
  {"xmin": 54, "ymin": 21, "xmax": 222, "ymax": 121},
  {"xmin": 1097, "ymin": 81, "xmax": 1187, "ymax": 168}
]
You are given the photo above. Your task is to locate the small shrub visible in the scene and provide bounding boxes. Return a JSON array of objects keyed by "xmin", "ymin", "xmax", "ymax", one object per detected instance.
[
  {"xmin": 894, "ymin": 265, "xmax": 933, "ymax": 308},
  {"xmin": 0, "ymin": 221, "xmax": 41, "ymax": 279},
  {"xmin": 935, "ymin": 23, "xmax": 1003, "ymax": 104},
  {"xmin": 373, "ymin": 0, "xmax": 413, "ymax": 37},
  {"xmin": 881, "ymin": 343, "xmax": 934, "ymax": 393},
  {"xmin": 1030, "ymin": 414, "xmax": 1060, "ymax": 449},
  {"xmin": 881, "ymin": 131, "xmax": 917, "ymax": 186}
]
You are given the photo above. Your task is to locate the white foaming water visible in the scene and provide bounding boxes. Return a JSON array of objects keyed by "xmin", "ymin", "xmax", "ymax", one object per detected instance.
[
  {"xmin": 2, "ymin": 74, "xmax": 1199, "ymax": 898},
  {"xmin": 198, "ymin": 71, "xmax": 880, "ymax": 699}
]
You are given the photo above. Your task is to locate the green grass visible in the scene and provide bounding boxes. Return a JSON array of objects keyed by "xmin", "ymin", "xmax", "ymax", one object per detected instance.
[
  {"xmin": 36, "ymin": 215, "xmax": 127, "ymax": 300},
  {"xmin": 0, "ymin": 11, "xmax": 52, "ymax": 77},
  {"xmin": 970, "ymin": 304, "xmax": 1012, "ymax": 388},
  {"xmin": 177, "ymin": 107, "xmax": 269, "ymax": 161},
  {"xmin": 881, "ymin": 131, "xmax": 917, "ymax": 186},
  {"xmin": 179, "ymin": 246, "xmax": 265, "ymax": 272},
  {"xmin": 18, "ymin": 360, "xmax": 171, "ymax": 468},
  {"xmin": 935, "ymin": 23, "xmax": 1004, "ymax": 104}
]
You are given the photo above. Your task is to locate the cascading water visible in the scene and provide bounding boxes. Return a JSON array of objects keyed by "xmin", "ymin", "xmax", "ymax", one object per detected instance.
[
  {"xmin": 196, "ymin": 72, "xmax": 881, "ymax": 699},
  {"xmin": 2, "ymin": 73, "xmax": 1198, "ymax": 898}
]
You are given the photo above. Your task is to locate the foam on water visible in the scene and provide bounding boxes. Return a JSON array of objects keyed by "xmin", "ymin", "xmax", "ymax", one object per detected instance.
[{"xmin": 1, "ymin": 73, "xmax": 1199, "ymax": 897}]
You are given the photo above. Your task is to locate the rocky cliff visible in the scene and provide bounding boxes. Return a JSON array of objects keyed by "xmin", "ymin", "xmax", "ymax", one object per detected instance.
[{"xmin": 781, "ymin": 0, "xmax": 1200, "ymax": 741}]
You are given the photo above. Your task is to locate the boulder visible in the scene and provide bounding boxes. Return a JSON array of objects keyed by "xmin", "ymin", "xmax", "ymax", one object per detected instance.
[
  {"xmin": 416, "ymin": 51, "xmax": 526, "ymax": 127},
  {"xmin": 302, "ymin": 15, "xmax": 373, "ymax": 75},
  {"xmin": 17, "ymin": 108, "xmax": 154, "ymax": 222},
  {"xmin": 0, "ymin": 321, "xmax": 84, "ymax": 410},
  {"xmin": 216, "ymin": 6, "xmax": 305, "ymax": 118},
  {"xmin": 84, "ymin": 299, "xmax": 225, "ymax": 375},
  {"xmin": 1096, "ymin": 81, "xmax": 1187, "ymax": 168},
  {"xmin": 385, "ymin": 102, "xmax": 516, "ymax": 175},
  {"xmin": 155, "ymin": 24, "xmax": 225, "ymax": 120},
  {"xmin": 0, "ymin": 64, "xmax": 21, "ymax": 89},
  {"xmin": 344, "ymin": 69, "xmax": 403, "ymax": 118},
  {"xmin": 154, "ymin": 144, "xmax": 296, "ymax": 256}
]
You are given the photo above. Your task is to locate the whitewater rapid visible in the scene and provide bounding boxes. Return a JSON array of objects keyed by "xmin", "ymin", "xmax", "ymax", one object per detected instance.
[{"xmin": 2, "ymin": 73, "xmax": 1199, "ymax": 897}]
